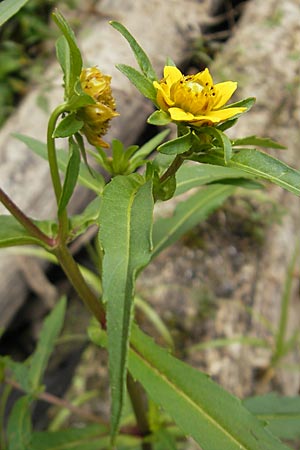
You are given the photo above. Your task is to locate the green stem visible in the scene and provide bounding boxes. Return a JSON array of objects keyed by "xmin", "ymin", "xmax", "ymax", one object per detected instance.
[
  {"xmin": 0, "ymin": 187, "xmax": 55, "ymax": 247},
  {"xmin": 47, "ymin": 104, "xmax": 69, "ymax": 242},
  {"xmin": 159, "ymin": 154, "xmax": 183, "ymax": 184},
  {"xmin": 53, "ymin": 244, "xmax": 106, "ymax": 328},
  {"xmin": 272, "ymin": 241, "xmax": 299, "ymax": 366},
  {"xmin": 127, "ymin": 373, "xmax": 152, "ymax": 450}
]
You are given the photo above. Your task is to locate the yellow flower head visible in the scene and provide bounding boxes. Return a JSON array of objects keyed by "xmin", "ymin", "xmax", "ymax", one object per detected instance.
[
  {"xmin": 153, "ymin": 66, "xmax": 246, "ymax": 126},
  {"xmin": 79, "ymin": 67, "xmax": 118, "ymax": 148}
]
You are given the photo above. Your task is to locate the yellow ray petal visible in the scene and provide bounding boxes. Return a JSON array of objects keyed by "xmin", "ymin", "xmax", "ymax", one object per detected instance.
[
  {"xmin": 212, "ymin": 81, "xmax": 237, "ymax": 109},
  {"xmin": 164, "ymin": 66, "xmax": 183, "ymax": 86},
  {"xmin": 202, "ymin": 106, "xmax": 246, "ymax": 122},
  {"xmin": 193, "ymin": 68, "xmax": 213, "ymax": 87},
  {"xmin": 169, "ymin": 107, "xmax": 195, "ymax": 121}
]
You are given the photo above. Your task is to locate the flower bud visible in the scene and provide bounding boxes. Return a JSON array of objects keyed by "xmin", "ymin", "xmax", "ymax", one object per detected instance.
[{"xmin": 79, "ymin": 67, "xmax": 118, "ymax": 148}]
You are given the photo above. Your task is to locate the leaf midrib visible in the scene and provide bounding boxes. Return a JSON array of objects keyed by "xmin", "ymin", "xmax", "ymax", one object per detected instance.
[{"xmin": 130, "ymin": 345, "xmax": 251, "ymax": 450}]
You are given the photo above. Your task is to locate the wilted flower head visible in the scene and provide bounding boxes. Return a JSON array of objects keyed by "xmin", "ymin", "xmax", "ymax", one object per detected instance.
[
  {"xmin": 153, "ymin": 66, "xmax": 246, "ymax": 126},
  {"xmin": 79, "ymin": 67, "xmax": 118, "ymax": 148}
]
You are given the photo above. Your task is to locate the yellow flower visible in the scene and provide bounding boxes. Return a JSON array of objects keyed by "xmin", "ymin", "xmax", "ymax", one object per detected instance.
[
  {"xmin": 79, "ymin": 67, "xmax": 118, "ymax": 148},
  {"xmin": 153, "ymin": 66, "xmax": 246, "ymax": 126}
]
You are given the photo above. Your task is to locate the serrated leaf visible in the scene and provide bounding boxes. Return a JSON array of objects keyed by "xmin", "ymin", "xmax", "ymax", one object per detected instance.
[
  {"xmin": 27, "ymin": 297, "xmax": 66, "ymax": 392},
  {"xmin": 52, "ymin": 10, "xmax": 82, "ymax": 98},
  {"xmin": 152, "ymin": 184, "xmax": 235, "ymax": 258},
  {"xmin": 233, "ymin": 136, "xmax": 286, "ymax": 149},
  {"xmin": 157, "ymin": 129, "xmax": 193, "ymax": 155},
  {"xmin": 7, "ymin": 396, "xmax": 32, "ymax": 450},
  {"xmin": 244, "ymin": 394, "xmax": 300, "ymax": 440},
  {"xmin": 129, "ymin": 326, "xmax": 291, "ymax": 450},
  {"xmin": 147, "ymin": 110, "xmax": 171, "ymax": 126},
  {"xmin": 110, "ymin": 21, "xmax": 157, "ymax": 81},
  {"xmin": 31, "ymin": 425, "xmax": 110, "ymax": 450},
  {"xmin": 175, "ymin": 163, "xmax": 257, "ymax": 195},
  {"xmin": 14, "ymin": 134, "xmax": 104, "ymax": 194},
  {"xmin": 200, "ymin": 148, "xmax": 300, "ymax": 196},
  {"xmin": 98, "ymin": 175, "xmax": 153, "ymax": 439},
  {"xmin": 53, "ymin": 114, "xmax": 83, "ymax": 138},
  {"xmin": 58, "ymin": 138, "xmax": 81, "ymax": 214},
  {"xmin": 116, "ymin": 64, "xmax": 157, "ymax": 101},
  {"xmin": 0, "ymin": 0, "xmax": 30, "ymax": 26}
]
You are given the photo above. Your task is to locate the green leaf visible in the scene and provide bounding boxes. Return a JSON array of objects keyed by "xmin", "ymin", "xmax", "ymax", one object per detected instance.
[
  {"xmin": 152, "ymin": 184, "xmax": 235, "ymax": 258},
  {"xmin": 98, "ymin": 175, "xmax": 153, "ymax": 439},
  {"xmin": 153, "ymin": 429, "xmax": 177, "ymax": 450},
  {"xmin": 147, "ymin": 110, "xmax": 171, "ymax": 126},
  {"xmin": 116, "ymin": 64, "xmax": 157, "ymax": 101},
  {"xmin": 129, "ymin": 130, "xmax": 170, "ymax": 169},
  {"xmin": 197, "ymin": 127, "xmax": 232, "ymax": 164},
  {"xmin": 129, "ymin": 326, "xmax": 290, "ymax": 450},
  {"xmin": 224, "ymin": 96, "xmax": 256, "ymax": 112},
  {"xmin": 27, "ymin": 297, "xmax": 66, "ymax": 392},
  {"xmin": 175, "ymin": 163, "xmax": 257, "ymax": 195},
  {"xmin": 31, "ymin": 425, "xmax": 110, "ymax": 450},
  {"xmin": 4, "ymin": 358, "xmax": 30, "ymax": 392},
  {"xmin": 14, "ymin": 134, "xmax": 105, "ymax": 194},
  {"xmin": 53, "ymin": 114, "xmax": 83, "ymax": 138},
  {"xmin": 58, "ymin": 138, "xmax": 81, "ymax": 214},
  {"xmin": 244, "ymin": 394, "xmax": 300, "ymax": 440},
  {"xmin": 0, "ymin": 215, "xmax": 45, "ymax": 248},
  {"xmin": 233, "ymin": 136, "xmax": 286, "ymax": 149},
  {"xmin": 69, "ymin": 196, "xmax": 101, "ymax": 237},
  {"xmin": 158, "ymin": 129, "xmax": 193, "ymax": 155},
  {"xmin": 200, "ymin": 148, "xmax": 300, "ymax": 196},
  {"xmin": 55, "ymin": 35, "xmax": 69, "ymax": 85},
  {"xmin": 110, "ymin": 21, "xmax": 157, "ymax": 81},
  {"xmin": 7, "ymin": 396, "xmax": 32, "ymax": 450},
  {"xmin": 0, "ymin": 0, "xmax": 30, "ymax": 27},
  {"xmin": 52, "ymin": 10, "xmax": 82, "ymax": 98}
]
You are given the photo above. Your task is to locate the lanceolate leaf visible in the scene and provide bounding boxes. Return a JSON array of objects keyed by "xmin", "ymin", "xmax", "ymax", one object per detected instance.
[
  {"xmin": 0, "ymin": 215, "xmax": 45, "ymax": 248},
  {"xmin": 27, "ymin": 297, "xmax": 66, "ymax": 392},
  {"xmin": 175, "ymin": 163, "xmax": 256, "ymax": 195},
  {"xmin": 158, "ymin": 129, "xmax": 193, "ymax": 155},
  {"xmin": 129, "ymin": 326, "xmax": 291, "ymax": 450},
  {"xmin": 152, "ymin": 184, "xmax": 235, "ymax": 258},
  {"xmin": 98, "ymin": 175, "xmax": 153, "ymax": 439},
  {"xmin": 244, "ymin": 394, "xmax": 300, "ymax": 440},
  {"xmin": 116, "ymin": 64, "xmax": 157, "ymax": 101},
  {"xmin": 7, "ymin": 395, "xmax": 32, "ymax": 450},
  {"xmin": 53, "ymin": 113, "xmax": 83, "ymax": 139},
  {"xmin": 14, "ymin": 134, "xmax": 104, "ymax": 194},
  {"xmin": 0, "ymin": 0, "xmax": 30, "ymax": 26},
  {"xmin": 233, "ymin": 136, "xmax": 286, "ymax": 149},
  {"xmin": 110, "ymin": 21, "xmax": 157, "ymax": 81},
  {"xmin": 31, "ymin": 425, "xmax": 110, "ymax": 450},
  {"xmin": 52, "ymin": 10, "xmax": 82, "ymax": 98},
  {"xmin": 58, "ymin": 138, "xmax": 81, "ymax": 214},
  {"xmin": 199, "ymin": 148, "xmax": 300, "ymax": 196}
]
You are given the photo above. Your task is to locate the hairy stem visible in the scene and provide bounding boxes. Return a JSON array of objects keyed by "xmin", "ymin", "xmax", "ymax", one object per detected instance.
[{"xmin": 0, "ymin": 187, "xmax": 55, "ymax": 247}]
